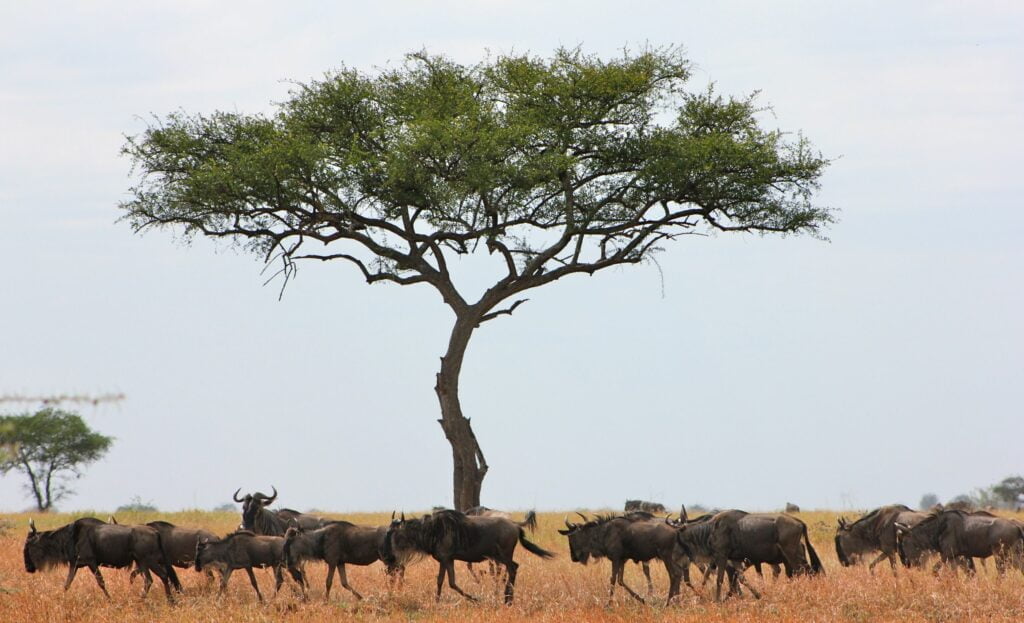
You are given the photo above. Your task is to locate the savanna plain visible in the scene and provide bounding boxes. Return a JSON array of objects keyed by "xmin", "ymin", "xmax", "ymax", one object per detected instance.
[{"xmin": 2, "ymin": 510, "xmax": 1023, "ymax": 622}]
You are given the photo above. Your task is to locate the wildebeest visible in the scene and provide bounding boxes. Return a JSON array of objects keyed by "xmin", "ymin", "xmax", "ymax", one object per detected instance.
[
  {"xmin": 195, "ymin": 530, "xmax": 305, "ymax": 602},
  {"xmin": 834, "ymin": 504, "xmax": 928, "ymax": 572},
  {"xmin": 675, "ymin": 509, "xmax": 823, "ymax": 601},
  {"xmin": 283, "ymin": 521, "xmax": 399, "ymax": 600},
  {"xmin": 382, "ymin": 509, "xmax": 554, "ymax": 604},
  {"xmin": 559, "ymin": 511, "xmax": 685, "ymax": 605},
  {"xmin": 895, "ymin": 509, "xmax": 1024, "ymax": 574},
  {"xmin": 785, "ymin": 502, "xmax": 801, "ymax": 513},
  {"xmin": 23, "ymin": 517, "xmax": 180, "ymax": 602},
  {"xmin": 128, "ymin": 520, "xmax": 221, "ymax": 585},
  {"xmin": 624, "ymin": 500, "xmax": 667, "ymax": 514},
  {"xmin": 463, "ymin": 506, "xmax": 537, "ymax": 580},
  {"xmin": 234, "ymin": 487, "xmax": 328, "ymax": 535}
]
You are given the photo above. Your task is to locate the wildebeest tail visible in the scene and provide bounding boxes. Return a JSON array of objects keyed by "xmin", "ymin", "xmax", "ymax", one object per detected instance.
[
  {"xmin": 519, "ymin": 510, "xmax": 538, "ymax": 534},
  {"xmin": 155, "ymin": 531, "xmax": 182, "ymax": 591},
  {"xmin": 802, "ymin": 523, "xmax": 825, "ymax": 575},
  {"xmin": 518, "ymin": 528, "xmax": 555, "ymax": 559}
]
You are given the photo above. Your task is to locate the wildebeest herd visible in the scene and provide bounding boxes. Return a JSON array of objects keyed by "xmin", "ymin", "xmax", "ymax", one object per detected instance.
[{"xmin": 20, "ymin": 492, "xmax": 1024, "ymax": 606}]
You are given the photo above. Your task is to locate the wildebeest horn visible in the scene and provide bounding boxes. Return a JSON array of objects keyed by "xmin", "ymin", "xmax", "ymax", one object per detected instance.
[
  {"xmin": 564, "ymin": 516, "xmax": 574, "ymax": 530},
  {"xmin": 575, "ymin": 511, "xmax": 588, "ymax": 522},
  {"xmin": 233, "ymin": 488, "xmax": 244, "ymax": 503},
  {"xmin": 29, "ymin": 518, "xmax": 37, "ymax": 534},
  {"xmin": 108, "ymin": 515, "xmax": 118, "ymax": 524},
  {"xmin": 400, "ymin": 512, "xmax": 406, "ymax": 522},
  {"xmin": 266, "ymin": 485, "xmax": 278, "ymax": 504},
  {"xmin": 391, "ymin": 511, "xmax": 396, "ymax": 521},
  {"xmin": 680, "ymin": 504, "xmax": 688, "ymax": 522}
]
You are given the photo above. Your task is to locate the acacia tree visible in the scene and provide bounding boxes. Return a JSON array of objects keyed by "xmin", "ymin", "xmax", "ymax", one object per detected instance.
[
  {"xmin": 0, "ymin": 408, "xmax": 113, "ymax": 511},
  {"xmin": 121, "ymin": 48, "xmax": 832, "ymax": 509}
]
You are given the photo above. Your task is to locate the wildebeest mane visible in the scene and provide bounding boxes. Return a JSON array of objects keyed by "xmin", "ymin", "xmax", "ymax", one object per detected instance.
[{"xmin": 24, "ymin": 518, "xmax": 103, "ymax": 571}]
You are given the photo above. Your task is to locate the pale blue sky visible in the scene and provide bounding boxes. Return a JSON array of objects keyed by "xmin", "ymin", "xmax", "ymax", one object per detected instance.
[{"xmin": 1, "ymin": 1, "xmax": 1022, "ymax": 513}]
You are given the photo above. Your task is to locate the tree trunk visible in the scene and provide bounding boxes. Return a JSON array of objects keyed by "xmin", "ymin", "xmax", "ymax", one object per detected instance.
[{"xmin": 435, "ymin": 314, "xmax": 488, "ymax": 511}]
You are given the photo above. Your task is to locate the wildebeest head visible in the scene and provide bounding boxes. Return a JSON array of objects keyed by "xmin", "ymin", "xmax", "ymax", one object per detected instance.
[
  {"xmin": 556, "ymin": 513, "xmax": 599, "ymax": 564},
  {"xmin": 235, "ymin": 486, "xmax": 278, "ymax": 530},
  {"xmin": 834, "ymin": 516, "xmax": 868, "ymax": 566},
  {"xmin": 194, "ymin": 535, "xmax": 231, "ymax": 573},
  {"xmin": 381, "ymin": 512, "xmax": 427, "ymax": 570},
  {"xmin": 895, "ymin": 513, "xmax": 943, "ymax": 567}
]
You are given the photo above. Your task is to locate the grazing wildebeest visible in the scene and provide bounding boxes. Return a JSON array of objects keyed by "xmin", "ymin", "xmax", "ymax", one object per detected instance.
[
  {"xmin": 234, "ymin": 487, "xmax": 327, "ymax": 535},
  {"xmin": 23, "ymin": 517, "xmax": 180, "ymax": 602},
  {"xmin": 283, "ymin": 521, "xmax": 400, "ymax": 600},
  {"xmin": 834, "ymin": 504, "xmax": 928, "ymax": 572},
  {"xmin": 895, "ymin": 509, "xmax": 1024, "ymax": 574},
  {"xmin": 625, "ymin": 500, "xmax": 667, "ymax": 514},
  {"xmin": 382, "ymin": 509, "xmax": 554, "ymax": 604},
  {"xmin": 195, "ymin": 530, "xmax": 304, "ymax": 602},
  {"xmin": 675, "ymin": 509, "xmax": 823, "ymax": 601},
  {"xmin": 558, "ymin": 511, "xmax": 685, "ymax": 605}
]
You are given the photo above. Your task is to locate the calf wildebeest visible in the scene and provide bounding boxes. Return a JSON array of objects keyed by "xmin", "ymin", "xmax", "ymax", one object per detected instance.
[
  {"xmin": 195, "ymin": 530, "xmax": 305, "ymax": 602},
  {"xmin": 283, "ymin": 520, "xmax": 399, "ymax": 600},
  {"xmin": 559, "ymin": 511, "xmax": 685, "ymax": 605},
  {"xmin": 675, "ymin": 509, "xmax": 823, "ymax": 601},
  {"xmin": 895, "ymin": 509, "xmax": 1024, "ymax": 574},
  {"xmin": 624, "ymin": 500, "xmax": 667, "ymax": 514},
  {"xmin": 834, "ymin": 504, "xmax": 928, "ymax": 572},
  {"xmin": 234, "ymin": 487, "xmax": 327, "ymax": 535},
  {"xmin": 23, "ymin": 517, "xmax": 180, "ymax": 602},
  {"xmin": 382, "ymin": 509, "xmax": 554, "ymax": 604}
]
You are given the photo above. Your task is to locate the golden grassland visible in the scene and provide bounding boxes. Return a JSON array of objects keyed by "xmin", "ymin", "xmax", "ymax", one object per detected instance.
[{"xmin": 2, "ymin": 510, "xmax": 1023, "ymax": 622}]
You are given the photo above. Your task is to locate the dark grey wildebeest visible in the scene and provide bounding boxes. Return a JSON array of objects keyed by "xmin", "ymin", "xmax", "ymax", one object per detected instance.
[
  {"xmin": 624, "ymin": 500, "xmax": 667, "ymax": 514},
  {"xmin": 463, "ymin": 506, "xmax": 538, "ymax": 581},
  {"xmin": 382, "ymin": 509, "xmax": 554, "ymax": 604},
  {"xmin": 23, "ymin": 517, "xmax": 180, "ymax": 602},
  {"xmin": 126, "ymin": 520, "xmax": 221, "ymax": 586},
  {"xmin": 675, "ymin": 509, "xmax": 823, "ymax": 601},
  {"xmin": 234, "ymin": 487, "xmax": 327, "ymax": 535},
  {"xmin": 834, "ymin": 504, "xmax": 928, "ymax": 572},
  {"xmin": 195, "ymin": 530, "xmax": 305, "ymax": 602},
  {"xmin": 558, "ymin": 512, "xmax": 686, "ymax": 605},
  {"xmin": 283, "ymin": 521, "xmax": 401, "ymax": 600},
  {"xmin": 895, "ymin": 509, "xmax": 1024, "ymax": 574}
]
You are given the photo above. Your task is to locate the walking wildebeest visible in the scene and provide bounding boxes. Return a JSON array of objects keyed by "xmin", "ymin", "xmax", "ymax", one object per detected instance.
[
  {"xmin": 558, "ymin": 511, "xmax": 685, "ymax": 605},
  {"xmin": 895, "ymin": 509, "xmax": 1024, "ymax": 575},
  {"xmin": 283, "ymin": 520, "xmax": 400, "ymax": 600},
  {"xmin": 674, "ymin": 506, "xmax": 780, "ymax": 589},
  {"xmin": 463, "ymin": 506, "xmax": 538, "ymax": 581},
  {"xmin": 625, "ymin": 500, "xmax": 667, "ymax": 514},
  {"xmin": 834, "ymin": 504, "xmax": 928, "ymax": 572},
  {"xmin": 675, "ymin": 509, "xmax": 823, "ymax": 601},
  {"xmin": 23, "ymin": 517, "xmax": 180, "ymax": 602},
  {"xmin": 382, "ymin": 509, "xmax": 554, "ymax": 604},
  {"xmin": 234, "ymin": 487, "xmax": 327, "ymax": 535},
  {"xmin": 126, "ymin": 520, "xmax": 221, "ymax": 586},
  {"xmin": 195, "ymin": 530, "xmax": 305, "ymax": 602}
]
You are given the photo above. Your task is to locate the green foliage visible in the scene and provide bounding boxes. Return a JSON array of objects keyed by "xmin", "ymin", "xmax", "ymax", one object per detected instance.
[
  {"xmin": 121, "ymin": 47, "xmax": 832, "ymax": 297},
  {"xmin": 991, "ymin": 475, "xmax": 1024, "ymax": 506},
  {"xmin": 918, "ymin": 492, "xmax": 939, "ymax": 510},
  {"xmin": 116, "ymin": 494, "xmax": 158, "ymax": 513},
  {"xmin": 0, "ymin": 408, "xmax": 113, "ymax": 511}
]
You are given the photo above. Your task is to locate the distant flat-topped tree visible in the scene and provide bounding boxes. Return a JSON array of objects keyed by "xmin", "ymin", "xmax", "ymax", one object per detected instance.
[{"xmin": 121, "ymin": 47, "xmax": 832, "ymax": 509}]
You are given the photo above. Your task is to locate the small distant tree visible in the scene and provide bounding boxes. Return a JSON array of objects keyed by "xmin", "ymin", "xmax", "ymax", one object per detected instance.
[
  {"xmin": 116, "ymin": 495, "xmax": 158, "ymax": 513},
  {"xmin": 991, "ymin": 475, "xmax": 1024, "ymax": 508},
  {"xmin": 212, "ymin": 502, "xmax": 237, "ymax": 512},
  {"xmin": 919, "ymin": 492, "xmax": 939, "ymax": 510},
  {"xmin": 0, "ymin": 408, "xmax": 113, "ymax": 512}
]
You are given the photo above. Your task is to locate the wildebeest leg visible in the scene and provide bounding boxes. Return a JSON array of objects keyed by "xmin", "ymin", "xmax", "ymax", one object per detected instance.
[
  {"xmin": 88, "ymin": 565, "xmax": 112, "ymax": 599},
  {"xmin": 63, "ymin": 565, "xmax": 80, "ymax": 592},
  {"xmin": 218, "ymin": 568, "xmax": 234, "ymax": 595},
  {"xmin": 140, "ymin": 567, "xmax": 154, "ymax": 596},
  {"xmin": 336, "ymin": 564, "xmax": 363, "ymax": 600},
  {"xmin": 503, "ymin": 560, "xmax": 518, "ymax": 605},
  {"xmin": 714, "ymin": 558, "xmax": 727, "ymax": 602},
  {"xmin": 770, "ymin": 563, "xmax": 781, "ymax": 579},
  {"xmin": 286, "ymin": 566, "xmax": 307, "ymax": 599},
  {"xmin": 436, "ymin": 562, "xmax": 447, "ymax": 600},
  {"xmin": 465, "ymin": 562, "xmax": 481, "ymax": 583},
  {"xmin": 441, "ymin": 559, "xmax": 477, "ymax": 602},
  {"xmin": 867, "ymin": 550, "xmax": 892, "ymax": 573},
  {"xmin": 613, "ymin": 561, "xmax": 645, "ymax": 603},
  {"xmin": 324, "ymin": 564, "xmax": 335, "ymax": 599},
  {"xmin": 245, "ymin": 567, "xmax": 265, "ymax": 602},
  {"xmin": 732, "ymin": 566, "xmax": 761, "ymax": 600},
  {"xmin": 641, "ymin": 561, "xmax": 654, "ymax": 596}
]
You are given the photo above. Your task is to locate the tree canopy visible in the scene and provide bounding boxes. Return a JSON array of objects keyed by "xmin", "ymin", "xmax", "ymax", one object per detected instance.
[
  {"xmin": 121, "ymin": 47, "xmax": 832, "ymax": 508},
  {"xmin": 0, "ymin": 408, "xmax": 113, "ymax": 511}
]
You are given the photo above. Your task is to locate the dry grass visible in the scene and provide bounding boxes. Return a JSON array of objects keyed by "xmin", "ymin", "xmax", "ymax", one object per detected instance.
[{"xmin": 2, "ymin": 510, "xmax": 1023, "ymax": 622}]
